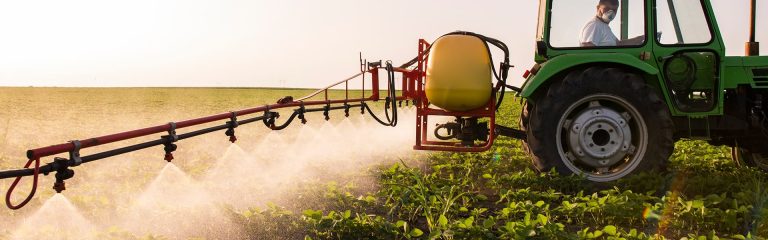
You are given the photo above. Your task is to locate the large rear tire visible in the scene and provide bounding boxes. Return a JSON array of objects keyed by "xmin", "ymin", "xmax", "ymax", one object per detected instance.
[{"xmin": 524, "ymin": 67, "xmax": 674, "ymax": 182}]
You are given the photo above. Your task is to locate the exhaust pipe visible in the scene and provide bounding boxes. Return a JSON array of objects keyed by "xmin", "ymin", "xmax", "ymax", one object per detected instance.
[{"xmin": 746, "ymin": 0, "xmax": 760, "ymax": 56}]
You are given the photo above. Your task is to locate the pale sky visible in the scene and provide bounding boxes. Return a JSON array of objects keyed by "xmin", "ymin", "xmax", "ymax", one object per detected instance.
[{"xmin": 0, "ymin": 0, "xmax": 764, "ymax": 88}]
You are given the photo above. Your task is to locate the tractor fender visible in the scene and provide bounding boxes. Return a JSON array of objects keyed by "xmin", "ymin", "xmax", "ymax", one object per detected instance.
[{"xmin": 519, "ymin": 53, "xmax": 659, "ymax": 98}]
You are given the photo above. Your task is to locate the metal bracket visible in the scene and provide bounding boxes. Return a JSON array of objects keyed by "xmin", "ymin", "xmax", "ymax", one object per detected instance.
[
  {"xmin": 68, "ymin": 140, "xmax": 83, "ymax": 166},
  {"xmin": 165, "ymin": 122, "xmax": 179, "ymax": 143},
  {"xmin": 263, "ymin": 106, "xmax": 276, "ymax": 128}
]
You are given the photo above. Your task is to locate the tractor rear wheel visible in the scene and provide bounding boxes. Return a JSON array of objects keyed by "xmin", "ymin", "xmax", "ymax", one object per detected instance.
[{"xmin": 524, "ymin": 67, "xmax": 674, "ymax": 182}]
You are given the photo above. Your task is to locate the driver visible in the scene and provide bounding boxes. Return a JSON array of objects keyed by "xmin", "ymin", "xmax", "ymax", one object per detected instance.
[{"xmin": 580, "ymin": 0, "xmax": 643, "ymax": 47}]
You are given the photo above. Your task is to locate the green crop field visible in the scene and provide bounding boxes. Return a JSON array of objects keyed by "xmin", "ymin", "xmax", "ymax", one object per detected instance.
[{"xmin": 0, "ymin": 87, "xmax": 767, "ymax": 240}]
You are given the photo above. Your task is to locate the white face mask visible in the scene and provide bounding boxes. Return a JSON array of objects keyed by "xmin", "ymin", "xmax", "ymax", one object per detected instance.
[{"xmin": 600, "ymin": 10, "xmax": 616, "ymax": 23}]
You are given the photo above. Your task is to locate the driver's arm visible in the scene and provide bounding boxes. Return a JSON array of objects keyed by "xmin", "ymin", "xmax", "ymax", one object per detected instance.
[{"xmin": 617, "ymin": 35, "xmax": 645, "ymax": 46}]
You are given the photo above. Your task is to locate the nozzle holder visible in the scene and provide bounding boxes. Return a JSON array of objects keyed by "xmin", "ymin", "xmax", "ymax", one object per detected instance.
[
  {"xmin": 262, "ymin": 109, "xmax": 279, "ymax": 129},
  {"xmin": 323, "ymin": 104, "xmax": 331, "ymax": 121},
  {"xmin": 161, "ymin": 122, "xmax": 179, "ymax": 162},
  {"xmin": 344, "ymin": 103, "xmax": 350, "ymax": 117},
  {"xmin": 226, "ymin": 112, "xmax": 239, "ymax": 143},
  {"xmin": 298, "ymin": 103, "xmax": 307, "ymax": 124}
]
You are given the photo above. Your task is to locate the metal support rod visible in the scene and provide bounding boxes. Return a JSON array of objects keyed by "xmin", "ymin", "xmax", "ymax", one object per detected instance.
[
  {"xmin": 620, "ymin": 0, "xmax": 629, "ymax": 40},
  {"xmin": 750, "ymin": 0, "xmax": 756, "ymax": 43}
]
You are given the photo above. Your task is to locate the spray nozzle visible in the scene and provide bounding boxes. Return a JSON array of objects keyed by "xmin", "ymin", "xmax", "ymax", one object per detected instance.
[
  {"xmin": 162, "ymin": 122, "xmax": 179, "ymax": 162},
  {"xmin": 226, "ymin": 112, "xmax": 239, "ymax": 143},
  {"xmin": 52, "ymin": 157, "xmax": 74, "ymax": 193},
  {"xmin": 163, "ymin": 144, "xmax": 177, "ymax": 162},
  {"xmin": 344, "ymin": 104, "xmax": 350, "ymax": 117},
  {"xmin": 323, "ymin": 104, "xmax": 331, "ymax": 121},
  {"xmin": 298, "ymin": 104, "xmax": 307, "ymax": 124}
]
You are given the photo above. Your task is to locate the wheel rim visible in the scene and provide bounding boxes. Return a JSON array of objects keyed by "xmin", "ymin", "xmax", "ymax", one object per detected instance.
[{"xmin": 556, "ymin": 94, "xmax": 648, "ymax": 181}]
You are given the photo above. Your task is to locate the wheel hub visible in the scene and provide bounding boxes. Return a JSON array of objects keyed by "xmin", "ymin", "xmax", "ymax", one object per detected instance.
[{"xmin": 565, "ymin": 101, "xmax": 633, "ymax": 168}]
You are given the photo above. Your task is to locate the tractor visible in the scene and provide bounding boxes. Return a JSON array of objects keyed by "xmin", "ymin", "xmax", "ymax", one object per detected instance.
[
  {"xmin": 1, "ymin": 0, "xmax": 766, "ymax": 210},
  {"xmin": 517, "ymin": 0, "xmax": 767, "ymax": 181}
]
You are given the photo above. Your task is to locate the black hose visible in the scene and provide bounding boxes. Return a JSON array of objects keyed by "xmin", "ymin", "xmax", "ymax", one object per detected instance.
[{"xmin": 363, "ymin": 62, "xmax": 398, "ymax": 127}]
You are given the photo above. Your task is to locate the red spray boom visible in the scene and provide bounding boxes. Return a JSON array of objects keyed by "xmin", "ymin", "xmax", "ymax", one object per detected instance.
[{"xmin": 0, "ymin": 32, "xmax": 525, "ymax": 210}]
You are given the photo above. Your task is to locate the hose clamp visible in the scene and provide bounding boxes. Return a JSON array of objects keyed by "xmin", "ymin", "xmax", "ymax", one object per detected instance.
[
  {"xmin": 165, "ymin": 122, "xmax": 179, "ymax": 143},
  {"xmin": 227, "ymin": 112, "xmax": 239, "ymax": 128},
  {"xmin": 68, "ymin": 140, "xmax": 82, "ymax": 166}
]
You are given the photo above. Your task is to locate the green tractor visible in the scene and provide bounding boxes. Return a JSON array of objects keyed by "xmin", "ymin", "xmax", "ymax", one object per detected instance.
[{"xmin": 519, "ymin": 0, "xmax": 767, "ymax": 182}]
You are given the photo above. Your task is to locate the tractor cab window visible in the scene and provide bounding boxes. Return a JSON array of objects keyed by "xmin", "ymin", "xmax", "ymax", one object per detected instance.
[
  {"xmin": 549, "ymin": 0, "xmax": 646, "ymax": 48},
  {"xmin": 656, "ymin": 0, "xmax": 712, "ymax": 45}
]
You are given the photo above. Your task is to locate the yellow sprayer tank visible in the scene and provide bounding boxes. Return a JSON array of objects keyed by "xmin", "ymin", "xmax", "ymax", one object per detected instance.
[{"xmin": 426, "ymin": 35, "xmax": 492, "ymax": 112}]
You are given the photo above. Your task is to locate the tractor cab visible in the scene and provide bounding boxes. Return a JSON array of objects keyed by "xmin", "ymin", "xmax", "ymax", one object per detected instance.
[{"xmin": 531, "ymin": 0, "xmax": 723, "ymax": 114}]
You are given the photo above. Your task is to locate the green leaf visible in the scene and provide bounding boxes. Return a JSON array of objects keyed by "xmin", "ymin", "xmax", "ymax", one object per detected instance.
[
  {"xmin": 483, "ymin": 218, "xmax": 496, "ymax": 228},
  {"xmin": 536, "ymin": 214, "xmax": 548, "ymax": 225},
  {"xmin": 396, "ymin": 220, "xmax": 407, "ymax": 228},
  {"xmin": 428, "ymin": 230, "xmax": 442, "ymax": 240},
  {"xmin": 410, "ymin": 228, "xmax": 424, "ymax": 237},
  {"xmin": 302, "ymin": 209, "xmax": 322, "ymax": 220},
  {"xmin": 343, "ymin": 210, "xmax": 351, "ymax": 219},
  {"xmin": 482, "ymin": 173, "xmax": 493, "ymax": 179},
  {"xmin": 438, "ymin": 215, "xmax": 448, "ymax": 227},
  {"xmin": 464, "ymin": 216, "xmax": 475, "ymax": 227},
  {"xmin": 731, "ymin": 234, "xmax": 747, "ymax": 240},
  {"xmin": 603, "ymin": 225, "xmax": 617, "ymax": 236},
  {"xmin": 691, "ymin": 200, "xmax": 705, "ymax": 209}
]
